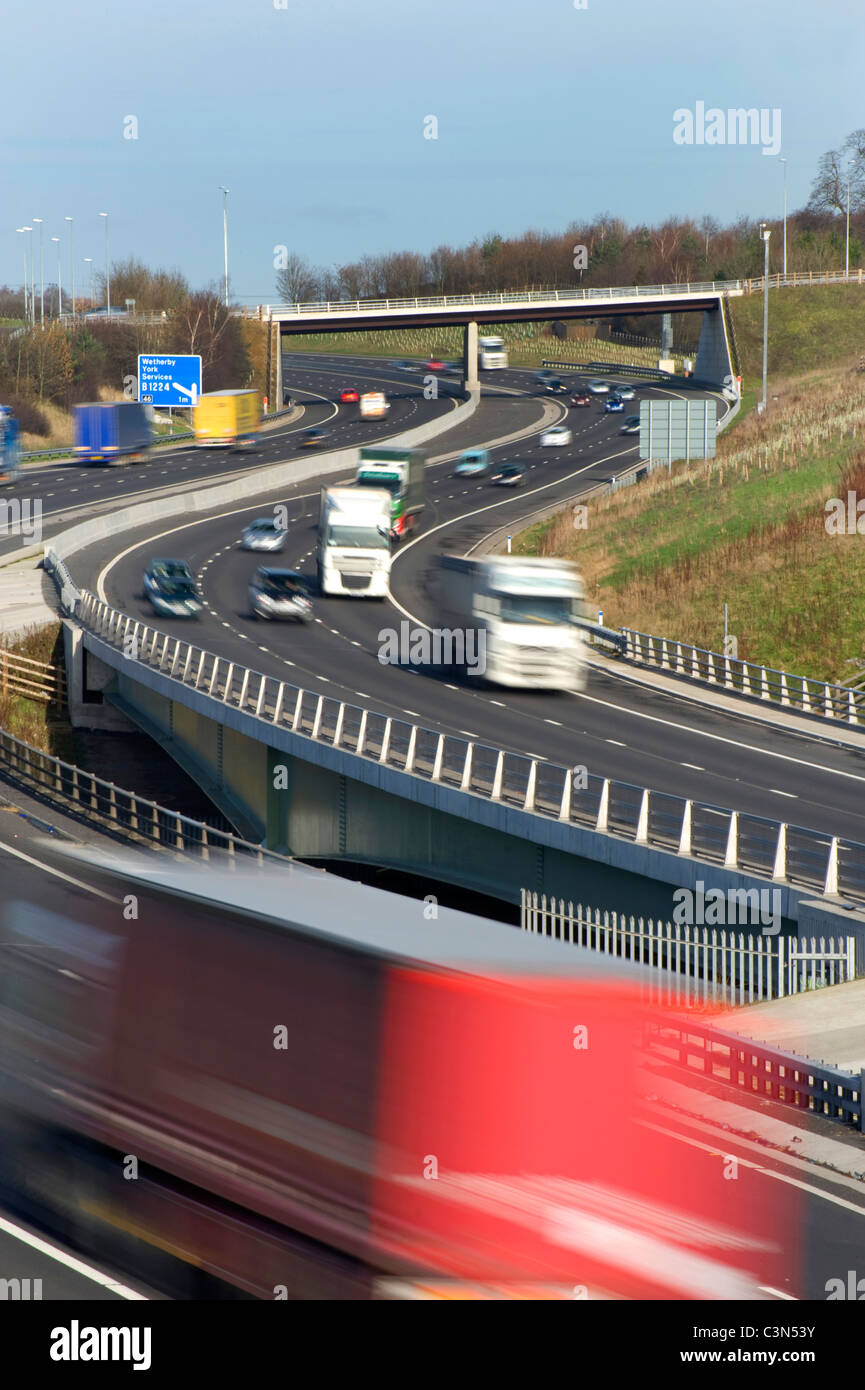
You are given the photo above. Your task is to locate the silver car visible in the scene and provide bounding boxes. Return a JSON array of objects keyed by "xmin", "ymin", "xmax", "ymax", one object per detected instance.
[
  {"xmin": 617, "ymin": 385, "xmax": 636, "ymax": 401},
  {"xmin": 586, "ymin": 378, "xmax": 609, "ymax": 394},
  {"xmin": 241, "ymin": 517, "xmax": 286, "ymax": 552},
  {"xmin": 249, "ymin": 568, "xmax": 313, "ymax": 621}
]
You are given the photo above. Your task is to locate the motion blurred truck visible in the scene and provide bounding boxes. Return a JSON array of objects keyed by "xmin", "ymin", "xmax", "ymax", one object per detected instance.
[
  {"xmin": 359, "ymin": 391, "xmax": 389, "ymax": 419},
  {"xmin": 355, "ymin": 446, "xmax": 425, "ymax": 540},
  {"xmin": 318, "ymin": 484, "xmax": 391, "ymax": 596},
  {"xmin": 194, "ymin": 388, "xmax": 261, "ymax": 448},
  {"xmin": 73, "ymin": 402, "xmax": 153, "ymax": 464},
  {"xmin": 0, "ymin": 407, "xmax": 20, "ymax": 484},
  {"xmin": 437, "ymin": 554, "xmax": 587, "ymax": 690}
]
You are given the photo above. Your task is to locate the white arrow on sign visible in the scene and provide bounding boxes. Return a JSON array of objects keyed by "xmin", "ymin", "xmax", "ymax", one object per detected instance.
[{"xmin": 172, "ymin": 381, "xmax": 198, "ymax": 405}]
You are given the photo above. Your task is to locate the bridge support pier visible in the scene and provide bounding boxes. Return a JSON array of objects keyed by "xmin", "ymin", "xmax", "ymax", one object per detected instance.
[
  {"xmin": 695, "ymin": 304, "xmax": 735, "ymax": 388},
  {"xmin": 462, "ymin": 320, "xmax": 479, "ymax": 391}
]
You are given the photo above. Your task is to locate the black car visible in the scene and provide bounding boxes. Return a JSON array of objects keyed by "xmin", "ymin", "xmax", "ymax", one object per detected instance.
[
  {"xmin": 298, "ymin": 427, "xmax": 328, "ymax": 448},
  {"xmin": 544, "ymin": 378, "xmax": 569, "ymax": 394},
  {"xmin": 490, "ymin": 462, "xmax": 527, "ymax": 488}
]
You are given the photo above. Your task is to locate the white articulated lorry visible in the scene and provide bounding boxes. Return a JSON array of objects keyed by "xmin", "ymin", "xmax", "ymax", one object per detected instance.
[
  {"xmin": 437, "ymin": 555, "xmax": 587, "ymax": 690},
  {"xmin": 318, "ymin": 485, "xmax": 392, "ymax": 597}
]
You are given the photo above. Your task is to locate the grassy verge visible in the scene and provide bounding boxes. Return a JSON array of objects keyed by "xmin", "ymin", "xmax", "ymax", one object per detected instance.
[{"xmin": 513, "ymin": 366, "xmax": 865, "ymax": 682}]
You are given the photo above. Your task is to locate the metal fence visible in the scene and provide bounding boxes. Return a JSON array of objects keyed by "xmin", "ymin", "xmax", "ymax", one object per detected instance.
[
  {"xmin": 238, "ymin": 268, "xmax": 865, "ymax": 318},
  {"xmin": 646, "ymin": 1017, "xmax": 865, "ymax": 1132},
  {"xmin": 0, "ymin": 722, "xmax": 281, "ymax": 863},
  {"xmin": 622, "ymin": 629, "xmax": 865, "ymax": 728},
  {"xmin": 521, "ymin": 891, "xmax": 855, "ymax": 1005},
  {"xmin": 49, "ymin": 569, "xmax": 865, "ymax": 906}
]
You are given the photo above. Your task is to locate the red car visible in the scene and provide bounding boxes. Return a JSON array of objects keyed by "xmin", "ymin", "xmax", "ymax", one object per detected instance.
[
  {"xmin": 570, "ymin": 392, "xmax": 592, "ymax": 407},
  {"xmin": 339, "ymin": 388, "xmax": 359, "ymax": 404},
  {"xmin": 424, "ymin": 359, "xmax": 446, "ymax": 372}
]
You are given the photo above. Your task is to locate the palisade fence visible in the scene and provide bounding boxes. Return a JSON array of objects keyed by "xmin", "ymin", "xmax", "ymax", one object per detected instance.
[
  {"xmin": 622, "ymin": 629, "xmax": 865, "ymax": 727},
  {"xmin": 0, "ymin": 722, "xmax": 281, "ymax": 864},
  {"xmin": 42, "ymin": 547, "xmax": 865, "ymax": 907},
  {"xmin": 520, "ymin": 891, "xmax": 855, "ymax": 1006}
]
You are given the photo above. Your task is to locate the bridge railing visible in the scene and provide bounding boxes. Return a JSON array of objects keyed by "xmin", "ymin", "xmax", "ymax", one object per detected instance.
[
  {"xmin": 58, "ymin": 578, "xmax": 865, "ymax": 905},
  {"xmin": 234, "ymin": 268, "xmax": 865, "ymax": 318},
  {"xmin": 621, "ymin": 628, "xmax": 865, "ymax": 728}
]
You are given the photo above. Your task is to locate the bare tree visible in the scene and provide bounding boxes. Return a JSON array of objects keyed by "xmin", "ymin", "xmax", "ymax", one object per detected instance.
[{"xmin": 275, "ymin": 253, "xmax": 320, "ymax": 304}]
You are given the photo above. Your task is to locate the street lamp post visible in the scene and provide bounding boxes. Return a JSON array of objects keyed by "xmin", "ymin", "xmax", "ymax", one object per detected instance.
[
  {"xmin": 846, "ymin": 175, "xmax": 851, "ymax": 278},
  {"xmin": 219, "ymin": 187, "xmax": 229, "ymax": 307},
  {"xmin": 99, "ymin": 212, "xmax": 110, "ymax": 315},
  {"xmin": 32, "ymin": 218, "xmax": 44, "ymax": 327},
  {"xmin": 780, "ymin": 157, "xmax": 787, "ymax": 278},
  {"xmin": 65, "ymin": 217, "xmax": 75, "ymax": 316},
  {"xmin": 51, "ymin": 237, "xmax": 62, "ymax": 316},
  {"xmin": 759, "ymin": 225, "xmax": 771, "ymax": 414},
  {"xmin": 83, "ymin": 258, "xmax": 93, "ymax": 307},
  {"xmin": 16, "ymin": 229, "xmax": 30, "ymax": 324}
]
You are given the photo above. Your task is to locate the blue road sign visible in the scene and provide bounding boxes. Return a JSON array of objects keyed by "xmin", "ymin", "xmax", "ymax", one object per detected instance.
[{"xmin": 137, "ymin": 354, "xmax": 202, "ymax": 408}]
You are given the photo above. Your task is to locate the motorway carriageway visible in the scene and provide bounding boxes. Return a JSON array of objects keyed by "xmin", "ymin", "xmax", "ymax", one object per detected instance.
[{"xmin": 61, "ymin": 357, "xmax": 865, "ymax": 847}]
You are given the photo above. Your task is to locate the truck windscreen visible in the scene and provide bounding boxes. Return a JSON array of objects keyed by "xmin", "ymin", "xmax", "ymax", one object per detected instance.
[
  {"xmin": 327, "ymin": 525, "xmax": 389, "ymax": 550},
  {"xmin": 498, "ymin": 595, "xmax": 575, "ymax": 626},
  {"xmin": 356, "ymin": 473, "xmax": 400, "ymax": 494}
]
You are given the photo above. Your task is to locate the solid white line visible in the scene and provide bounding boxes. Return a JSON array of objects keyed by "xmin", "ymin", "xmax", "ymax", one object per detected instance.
[
  {"xmin": 0, "ymin": 1213, "xmax": 148, "ymax": 1300},
  {"xmin": 770, "ymin": 788, "xmax": 798, "ymax": 798},
  {"xmin": 0, "ymin": 836, "xmax": 118, "ymax": 901}
]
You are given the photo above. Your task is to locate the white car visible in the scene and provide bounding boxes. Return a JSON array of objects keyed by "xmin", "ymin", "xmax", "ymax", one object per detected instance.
[
  {"xmin": 241, "ymin": 517, "xmax": 286, "ymax": 552},
  {"xmin": 540, "ymin": 425, "xmax": 573, "ymax": 447},
  {"xmin": 586, "ymin": 379, "xmax": 609, "ymax": 394},
  {"xmin": 617, "ymin": 385, "xmax": 636, "ymax": 400}
]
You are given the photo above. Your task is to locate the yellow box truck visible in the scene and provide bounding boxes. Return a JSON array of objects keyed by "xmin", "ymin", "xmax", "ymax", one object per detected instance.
[{"xmin": 194, "ymin": 389, "xmax": 261, "ymax": 449}]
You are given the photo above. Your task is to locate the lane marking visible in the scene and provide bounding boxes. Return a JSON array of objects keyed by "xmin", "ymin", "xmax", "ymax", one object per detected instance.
[
  {"xmin": 0, "ymin": 836, "xmax": 118, "ymax": 902},
  {"xmin": 0, "ymin": 1213, "xmax": 148, "ymax": 1300}
]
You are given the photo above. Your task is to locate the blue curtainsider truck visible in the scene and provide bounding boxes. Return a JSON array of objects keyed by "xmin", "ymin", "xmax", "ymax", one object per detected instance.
[
  {"xmin": 73, "ymin": 402, "xmax": 153, "ymax": 464},
  {"xmin": 0, "ymin": 407, "xmax": 20, "ymax": 484}
]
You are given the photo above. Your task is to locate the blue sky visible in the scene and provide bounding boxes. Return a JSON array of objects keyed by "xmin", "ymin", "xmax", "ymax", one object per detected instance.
[{"xmin": 2, "ymin": 0, "xmax": 861, "ymax": 303}]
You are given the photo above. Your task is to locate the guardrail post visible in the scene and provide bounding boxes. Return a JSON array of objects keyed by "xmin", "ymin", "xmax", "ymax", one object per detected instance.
[
  {"xmin": 108, "ymin": 785, "xmax": 118, "ymax": 821},
  {"xmin": 404, "ymin": 725, "xmax": 417, "ymax": 773},
  {"xmin": 491, "ymin": 751, "xmax": 504, "ymax": 800},
  {"xmin": 678, "ymin": 800, "xmax": 693, "ymax": 855},
  {"xmin": 675, "ymin": 643, "xmax": 686, "ymax": 675},
  {"xmin": 823, "ymin": 683, "xmax": 832, "ymax": 718},
  {"xmin": 558, "ymin": 769, "xmax": 572, "ymax": 822},
  {"xmin": 772, "ymin": 823, "xmax": 787, "ymax": 881},
  {"xmin": 378, "ymin": 718, "xmax": 392, "ymax": 763},
  {"xmin": 690, "ymin": 648, "xmax": 700, "ymax": 680},
  {"xmin": 779, "ymin": 671, "xmax": 790, "ymax": 707},
  {"xmin": 801, "ymin": 681, "xmax": 811, "ymax": 713},
  {"xmin": 524, "ymin": 760, "xmax": 537, "ymax": 812},
  {"xmin": 194, "ymin": 650, "xmax": 206, "ymax": 688},
  {"xmin": 706, "ymin": 652, "xmax": 716, "ymax": 684},
  {"xmin": 255, "ymin": 677, "xmax": 267, "ymax": 717},
  {"xmin": 151, "ymin": 804, "xmax": 160, "ymax": 844},
  {"xmin": 175, "ymin": 813, "xmax": 184, "ymax": 849},
  {"xmin": 201, "ymin": 825, "xmax": 210, "ymax": 862},
  {"xmin": 635, "ymin": 789, "xmax": 650, "ymax": 843},
  {"xmin": 596, "ymin": 779, "xmax": 610, "ymax": 832},
  {"xmin": 169, "ymin": 639, "xmax": 182, "ymax": 677},
  {"xmin": 760, "ymin": 667, "xmax": 770, "ymax": 701},
  {"xmin": 291, "ymin": 689, "xmax": 304, "ymax": 731},
  {"xmin": 431, "ymin": 735, "xmax": 445, "ymax": 782},
  {"xmin": 356, "ymin": 710, "xmax": 368, "ymax": 755},
  {"xmin": 272, "ymin": 684, "xmax": 285, "ymax": 725},
  {"xmin": 724, "ymin": 812, "xmax": 739, "ymax": 868},
  {"xmin": 238, "ymin": 669, "xmax": 251, "ymax": 709},
  {"xmin": 460, "ymin": 743, "xmax": 474, "ymax": 792},
  {"xmin": 660, "ymin": 639, "xmax": 670, "ymax": 670},
  {"xmin": 311, "ymin": 695, "xmax": 325, "ymax": 739},
  {"xmin": 182, "ymin": 647, "xmax": 194, "ymax": 683},
  {"xmin": 824, "ymin": 837, "xmax": 839, "ymax": 897},
  {"xmin": 224, "ymin": 663, "xmax": 236, "ymax": 702},
  {"xmin": 724, "ymin": 656, "xmax": 735, "ymax": 690},
  {"xmin": 208, "ymin": 658, "xmax": 221, "ymax": 696}
]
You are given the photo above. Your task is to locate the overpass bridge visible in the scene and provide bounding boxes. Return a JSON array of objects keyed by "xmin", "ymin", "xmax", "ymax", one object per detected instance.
[{"xmin": 252, "ymin": 280, "xmax": 742, "ymax": 393}]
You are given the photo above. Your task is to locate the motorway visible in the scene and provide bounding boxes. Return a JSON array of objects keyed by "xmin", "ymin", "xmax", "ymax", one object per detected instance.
[{"xmin": 51, "ymin": 352, "xmax": 865, "ymax": 849}]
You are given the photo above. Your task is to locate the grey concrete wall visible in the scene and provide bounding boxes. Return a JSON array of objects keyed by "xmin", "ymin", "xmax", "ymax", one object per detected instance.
[{"xmin": 695, "ymin": 305, "xmax": 734, "ymax": 387}]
